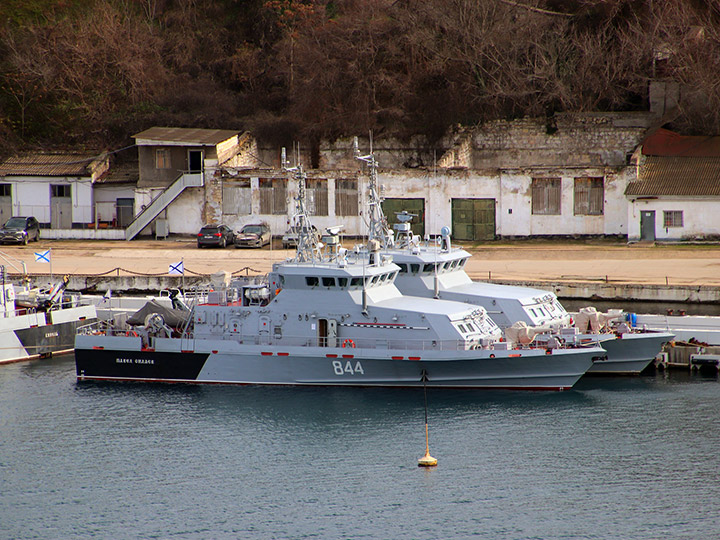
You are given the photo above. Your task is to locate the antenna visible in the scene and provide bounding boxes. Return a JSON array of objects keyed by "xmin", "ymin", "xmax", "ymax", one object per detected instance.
[{"xmin": 354, "ymin": 134, "xmax": 393, "ymax": 249}]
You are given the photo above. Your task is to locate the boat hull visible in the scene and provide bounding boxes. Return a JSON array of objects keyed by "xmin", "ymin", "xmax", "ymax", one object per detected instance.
[
  {"xmin": 585, "ymin": 332, "xmax": 674, "ymax": 375},
  {"xmin": 75, "ymin": 336, "xmax": 604, "ymax": 391},
  {"xmin": 0, "ymin": 308, "xmax": 97, "ymax": 364}
]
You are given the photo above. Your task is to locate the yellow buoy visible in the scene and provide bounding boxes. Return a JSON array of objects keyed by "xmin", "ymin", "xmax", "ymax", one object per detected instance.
[
  {"xmin": 418, "ymin": 369, "xmax": 438, "ymax": 467},
  {"xmin": 418, "ymin": 424, "xmax": 438, "ymax": 467}
]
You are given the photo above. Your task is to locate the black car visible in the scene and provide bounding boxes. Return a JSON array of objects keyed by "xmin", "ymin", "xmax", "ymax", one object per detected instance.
[
  {"xmin": 196, "ymin": 224, "xmax": 235, "ymax": 248},
  {"xmin": 0, "ymin": 216, "xmax": 40, "ymax": 245}
]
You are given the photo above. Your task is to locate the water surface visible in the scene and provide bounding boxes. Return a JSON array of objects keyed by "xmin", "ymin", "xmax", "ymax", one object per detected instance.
[{"xmin": 1, "ymin": 355, "xmax": 719, "ymax": 539}]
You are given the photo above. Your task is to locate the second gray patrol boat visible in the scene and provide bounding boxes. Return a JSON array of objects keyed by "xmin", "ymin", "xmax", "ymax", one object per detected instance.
[{"xmin": 351, "ymin": 143, "xmax": 672, "ymax": 375}]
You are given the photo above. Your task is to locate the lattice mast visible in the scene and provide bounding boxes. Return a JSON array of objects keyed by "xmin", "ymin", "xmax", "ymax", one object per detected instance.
[
  {"xmin": 354, "ymin": 137, "xmax": 393, "ymax": 249},
  {"xmin": 282, "ymin": 147, "xmax": 322, "ymax": 263}
]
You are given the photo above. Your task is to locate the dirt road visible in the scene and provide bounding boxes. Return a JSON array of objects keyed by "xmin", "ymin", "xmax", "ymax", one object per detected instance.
[{"xmin": 2, "ymin": 237, "xmax": 719, "ymax": 287}]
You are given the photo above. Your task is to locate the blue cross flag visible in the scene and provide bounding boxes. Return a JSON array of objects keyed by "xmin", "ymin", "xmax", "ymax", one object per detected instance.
[
  {"xmin": 34, "ymin": 250, "xmax": 51, "ymax": 263},
  {"xmin": 168, "ymin": 261, "xmax": 184, "ymax": 275}
]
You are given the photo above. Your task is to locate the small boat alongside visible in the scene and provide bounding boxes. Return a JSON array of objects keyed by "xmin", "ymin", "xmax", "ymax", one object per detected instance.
[{"xmin": 0, "ymin": 273, "xmax": 97, "ymax": 364}]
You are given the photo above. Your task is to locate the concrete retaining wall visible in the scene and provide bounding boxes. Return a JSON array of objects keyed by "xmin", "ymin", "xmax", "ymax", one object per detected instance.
[{"xmin": 14, "ymin": 273, "xmax": 720, "ymax": 304}]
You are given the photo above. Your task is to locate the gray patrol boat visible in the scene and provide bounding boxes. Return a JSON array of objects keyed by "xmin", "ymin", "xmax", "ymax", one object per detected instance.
[
  {"xmin": 352, "ymin": 144, "xmax": 672, "ymax": 375},
  {"xmin": 74, "ymin": 166, "xmax": 605, "ymax": 390}
]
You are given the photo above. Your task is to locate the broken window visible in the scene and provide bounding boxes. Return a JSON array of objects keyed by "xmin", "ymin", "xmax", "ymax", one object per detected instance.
[
  {"xmin": 306, "ymin": 178, "xmax": 328, "ymax": 216},
  {"xmin": 531, "ymin": 178, "xmax": 562, "ymax": 215},
  {"xmin": 335, "ymin": 178, "xmax": 359, "ymax": 216},
  {"xmin": 663, "ymin": 210, "xmax": 683, "ymax": 228},
  {"xmin": 223, "ymin": 179, "xmax": 251, "ymax": 215},
  {"xmin": 574, "ymin": 177, "xmax": 604, "ymax": 215},
  {"xmin": 259, "ymin": 178, "xmax": 287, "ymax": 215}
]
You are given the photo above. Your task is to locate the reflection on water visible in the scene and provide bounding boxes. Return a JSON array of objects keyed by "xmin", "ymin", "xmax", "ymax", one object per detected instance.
[{"xmin": 2, "ymin": 355, "xmax": 720, "ymax": 540}]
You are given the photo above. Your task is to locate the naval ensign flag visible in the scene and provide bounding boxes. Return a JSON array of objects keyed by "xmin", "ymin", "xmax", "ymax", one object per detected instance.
[{"xmin": 168, "ymin": 261, "xmax": 184, "ymax": 275}]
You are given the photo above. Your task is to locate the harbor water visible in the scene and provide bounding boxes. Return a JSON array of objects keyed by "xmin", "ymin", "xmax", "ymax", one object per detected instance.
[{"xmin": 2, "ymin": 355, "xmax": 719, "ymax": 540}]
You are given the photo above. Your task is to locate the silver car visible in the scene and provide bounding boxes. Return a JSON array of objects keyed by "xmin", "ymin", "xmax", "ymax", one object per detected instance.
[{"xmin": 234, "ymin": 223, "xmax": 271, "ymax": 248}]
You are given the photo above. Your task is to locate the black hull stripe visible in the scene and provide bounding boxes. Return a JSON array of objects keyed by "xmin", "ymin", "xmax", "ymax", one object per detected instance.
[
  {"xmin": 75, "ymin": 348, "xmax": 210, "ymax": 380},
  {"xmin": 16, "ymin": 318, "xmax": 96, "ymax": 355}
]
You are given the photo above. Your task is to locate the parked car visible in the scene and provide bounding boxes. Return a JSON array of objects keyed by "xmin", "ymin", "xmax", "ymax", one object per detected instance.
[
  {"xmin": 282, "ymin": 224, "xmax": 319, "ymax": 249},
  {"xmin": 235, "ymin": 223, "xmax": 271, "ymax": 248},
  {"xmin": 0, "ymin": 216, "xmax": 40, "ymax": 245},
  {"xmin": 196, "ymin": 224, "xmax": 235, "ymax": 248}
]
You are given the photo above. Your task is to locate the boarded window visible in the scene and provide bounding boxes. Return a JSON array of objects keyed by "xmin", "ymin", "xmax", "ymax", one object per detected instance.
[
  {"xmin": 663, "ymin": 210, "xmax": 683, "ymax": 228},
  {"xmin": 259, "ymin": 178, "xmax": 286, "ymax": 215},
  {"xmin": 155, "ymin": 149, "xmax": 170, "ymax": 169},
  {"xmin": 574, "ymin": 177, "xmax": 604, "ymax": 215},
  {"xmin": 306, "ymin": 178, "xmax": 328, "ymax": 216},
  {"xmin": 335, "ymin": 178, "xmax": 358, "ymax": 216},
  {"xmin": 531, "ymin": 178, "xmax": 561, "ymax": 215},
  {"xmin": 223, "ymin": 179, "xmax": 252, "ymax": 215}
]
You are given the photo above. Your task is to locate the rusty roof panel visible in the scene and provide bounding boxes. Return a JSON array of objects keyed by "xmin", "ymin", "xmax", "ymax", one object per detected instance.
[
  {"xmin": 133, "ymin": 127, "xmax": 239, "ymax": 146},
  {"xmin": 0, "ymin": 153, "xmax": 99, "ymax": 177},
  {"xmin": 626, "ymin": 156, "xmax": 720, "ymax": 196},
  {"xmin": 95, "ymin": 161, "xmax": 139, "ymax": 184},
  {"xmin": 642, "ymin": 128, "xmax": 720, "ymax": 157}
]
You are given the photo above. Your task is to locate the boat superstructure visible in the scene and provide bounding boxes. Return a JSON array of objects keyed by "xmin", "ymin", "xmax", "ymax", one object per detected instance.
[
  {"xmin": 353, "ymin": 143, "xmax": 672, "ymax": 375},
  {"xmin": 0, "ymin": 271, "xmax": 97, "ymax": 364},
  {"xmin": 74, "ymin": 165, "xmax": 605, "ymax": 390}
]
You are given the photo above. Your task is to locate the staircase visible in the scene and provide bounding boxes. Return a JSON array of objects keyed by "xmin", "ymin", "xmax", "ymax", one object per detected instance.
[{"xmin": 125, "ymin": 172, "xmax": 204, "ymax": 240}]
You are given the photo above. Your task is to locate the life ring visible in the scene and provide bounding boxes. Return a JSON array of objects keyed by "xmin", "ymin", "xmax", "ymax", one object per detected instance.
[
  {"xmin": 342, "ymin": 339, "xmax": 356, "ymax": 348},
  {"xmin": 126, "ymin": 330, "xmax": 138, "ymax": 337}
]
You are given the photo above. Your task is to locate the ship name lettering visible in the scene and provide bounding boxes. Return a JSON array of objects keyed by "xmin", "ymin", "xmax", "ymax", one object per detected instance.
[
  {"xmin": 134, "ymin": 359, "xmax": 154, "ymax": 365},
  {"xmin": 45, "ymin": 332, "xmax": 59, "ymax": 338},
  {"xmin": 332, "ymin": 360, "xmax": 364, "ymax": 376},
  {"xmin": 116, "ymin": 358, "xmax": 133, "ymax": 363}
]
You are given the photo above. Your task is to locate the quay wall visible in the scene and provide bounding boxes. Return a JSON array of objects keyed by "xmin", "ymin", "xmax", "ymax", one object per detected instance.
[{"xmin": 15, "ymin": 273, "xmax": 720, "ymax": 305}]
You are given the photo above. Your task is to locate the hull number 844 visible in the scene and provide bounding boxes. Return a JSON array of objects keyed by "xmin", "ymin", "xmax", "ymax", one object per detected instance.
[{"xmin": 332, "ymin": 360, "xmax": 365, "ymax": 375}]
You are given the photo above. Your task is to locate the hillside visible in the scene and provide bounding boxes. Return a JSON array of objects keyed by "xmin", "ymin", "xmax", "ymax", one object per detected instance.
[{"xmin": 1, "ymin": 0, "xmax": 719, "ymax": 157}]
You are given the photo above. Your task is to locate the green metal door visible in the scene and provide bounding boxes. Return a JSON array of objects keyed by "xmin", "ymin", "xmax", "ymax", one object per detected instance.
[
  {"xmin": 451, "ymin": 198, "xmax": 495, "ymax": 241},
  {"xmin": 382, "ymin": 198, "xmax": 425, "ymax": 237}
]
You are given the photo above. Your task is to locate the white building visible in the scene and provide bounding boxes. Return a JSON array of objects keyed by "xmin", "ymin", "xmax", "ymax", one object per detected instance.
[
  {"xmin": 626, "ymin": 129, "xmax": 720, "ymax": 242},
  {"xmin": 0, "ymin": 152, "xmax": 117, "ymax": 238}
]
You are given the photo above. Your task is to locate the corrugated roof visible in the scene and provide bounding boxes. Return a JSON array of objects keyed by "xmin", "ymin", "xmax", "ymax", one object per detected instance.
[
  {"xmin": 625, "ymin": 155, "xmax": 720, "ymax": 196},
  {"xmin": 0, "ymin": 153, "xmax": 100, "ymax": 177},
  {"xmin": 642, "ymin": 128, "xmax": 720, "ymax": 157},
  {"xmin": 133, "ymin": 127, "xmax": 239, "ymax": 146}
]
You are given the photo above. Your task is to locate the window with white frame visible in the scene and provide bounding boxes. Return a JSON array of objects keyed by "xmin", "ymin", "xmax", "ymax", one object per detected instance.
[
  {"xmin": 663, "ymin": 210, "xmax": 683, "ymax": 228},
  {"xmin": 574, "ymin": 177, "xmax": 604, "ymax": 215},
  {"xmin": 531, "ymin": 178, "xmax": 561, "ymax": 215}
]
